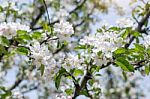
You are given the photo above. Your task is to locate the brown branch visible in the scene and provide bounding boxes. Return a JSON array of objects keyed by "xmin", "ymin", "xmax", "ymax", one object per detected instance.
[
  {"xmin": 72, "ymin": 71, "xmax": 92, "ymax": 99},
  {"xmin": 124, "ymin": 9, "xmax": 150, "ymax": 48},
  {"xmin": 133, "ymin": 60, "xmax": 149, "ymax": 70},
  {"xmin": 8, "ymin": 75, "xmax": 23, "ymax": 91},
  {"xmin": 30, "ymin": 5, "xmax": 45, "ymax": 29},
  {"xmin": 22, "ymin": 84, "xmax": 39, "ymax": 94}
]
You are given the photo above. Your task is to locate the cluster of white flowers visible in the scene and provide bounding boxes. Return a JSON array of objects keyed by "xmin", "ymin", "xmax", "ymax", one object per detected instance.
[
  {"xmin": 78, "ymin": 30, "xmax": 125, "ymax": 66},
  {"xmin": 80, "ymin": 31, "xmax": 123, "ymax": 64},
  {"xmin": 143, "ymin": 35, "xmax": 150, "ymax": 48},
  {"xmin": 0, "ymin": 22, "xmax": 30, "ymax": 39},
  {"xmin": 29, "ymin": 41, "xmax": 58, "ymax": 79},
  {"xmin": 53, "ymin": 7, "xmax": 74, "ymax": 42},
  {"xmin": 29, "ymin": 41, "xmax": 55, "ymax": 67},
  {"xmin": 62, "ymin": 53, "xmax": 84, "ymax": 70},
  {"xmin": 116, "ymin": 18, "xmax": 134, "ymax": 28},
  {"xmin": 54, "ymin": 20, "xmax": 74, "ymax": 41}
]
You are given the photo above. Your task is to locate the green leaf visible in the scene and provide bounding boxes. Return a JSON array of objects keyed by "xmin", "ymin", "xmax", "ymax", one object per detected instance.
[
  {"xmin": 134, "ymin": 44, "xmax": 144, "ymax": 52},
  {"xmin": 54, "ymin": 67, "xmax": 67, "ymax": 89},
  {"xmin": 0, "ymin": 36, "xmax": 10, "ymax": 47},
  {"xmin": 32, "ymin": 32, "xmax": 42, "ymax": 39},
  {"xmin": 122, "ymin": 71, "xmax": 127, "ymax": 81},
  {"xmin": 80, "ymin": 89, "xmax": 89, "ymax": 97},
  {"xmin": 145, "ymin": 65, "xmax": 150, "ymax": 75},
  {"xmin": 73, "ymin": 69, "xmax": 84, "ymax": 77},
  {"xmin": 109, "ymin": 27, "xmax": 120, "ymax": 31},
  {"xmin": 17, "ymin": 30, "xmax": 32, "ymax": 41},
  {"xmin": 65, "ymin": 89, "xmax": 73, "ymax": 95},
  {"xmin": 0, "ymin": 45, "xmax": 7, "ymax": 56},
  {"xmin": 115, "ymin": 48, "xmax": 126, "ymax": 54},
  {"xmin": 121, "ymin": 30, "xmax": 129, "ymax": 39},
  {"xmin": 88, "ymin": 79, "xmax": 94, "ymax": 86},
  {"xmin": 17, "ymin": 47, "xmax": 29, "ymax": 55},
  {"xmin": 40, "ymin": 64, "xmax": 45, "ymax": 76},
  {"xmin": 0, "ymin": 86, "xmax": 6, "ymax": 91},
  {"xmin": 63, "ymin": 40, "xmax": 68, "ymax": 46},
  {"xmin": 131, "ymin": 31, "xmax": 140, "ymax": 37},
  {"xmin": 0, "ymin": 86, "xmax": 12, "ymax": 98},
  {"xmin": 146, "ymin": 48, "xmax": 150, "ymax": 55},
  {"xmin": 19, "ymin": 34, "xmax": 32, "ymax": 40},
  {"xmin": 115, "ymin": 57, "xmax": 134, "ymax": 72},
  {"xmin": 17, "ymin": 30, "xmax": 27, "ymax": 35},
  {"xmin": 74, "ymin": 45, "xmax": 86, "ymax": 50},
  {"xmin": 97, "ymin": 29, "xmax": 103, "ymax": 33},
  {"xmin": 42, "ymin": 23, "xmax": 51, "ymax": 32}
]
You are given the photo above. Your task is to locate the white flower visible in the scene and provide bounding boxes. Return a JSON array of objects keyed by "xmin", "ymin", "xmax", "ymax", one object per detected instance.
[
  {"xmin": 54, "ymin": 20, "xmax": 74, "ymax": 41},
  {"xmin": 0, "ymin": 22, "xmax": 30, "ymax": 39},
  {"xmin": 63, "ymin": 53, "xmax": 83, "ymax": 70},
  {"xmin": 29, "ymin": 41, "xmax": 53, "ymax": 67},
  {"xmin": 116, "ymin": 18, "xmax": 134, "ymax": 28},
  {"xmin": 79, "ymin": 34, "xmax": 96, "ymax": 46},
  {"xmin": 143, "ymin": 35, "xmax": 150, "ymax": 48},
  {"xmin": 29, "ymin": 41, "xmax": 57, "ymax": 79}
]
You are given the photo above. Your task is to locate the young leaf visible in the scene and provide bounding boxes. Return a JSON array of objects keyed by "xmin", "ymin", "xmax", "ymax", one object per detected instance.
[
  {"xmin": 0, "ymin": 36, "xmax": 10, "ymax": 47},
  {"xmin": 65, "ymin": 89, "xmax": 73, "ymax": 95},
  {"xmin": 32, "ymin": 32, "xmax": 42, "ymax": 39},
  {"xmin": 115, "ymin": 57, "xmax": 134, "ymax": 72},
  {"xmin": 145, "ymin": 65, "xmax": 150, "ymax": 75},
  {"xmin": 73, "ymin": 69, "xmax": 84, "ymax": 77},
  {"xmin": 115, "ymin": 48, "xmax": 126, "ymax": 54},
  {"xmin": 55, "ymin": 67, "xmax": 67, "ymax": 89}
]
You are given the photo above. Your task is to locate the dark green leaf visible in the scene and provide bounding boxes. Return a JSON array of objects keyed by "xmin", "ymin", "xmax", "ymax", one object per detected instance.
[
  {"xmin": 65, "ymin": 89, "xmax": 73, "ymax": 95},
  {"xmin": 55, "ymin": 67, "xmax": 67, "ymax": 89},
  {"xmin": 0, "ymin": 36, "xmax": 10, "ymax": 47},
  {"xmin": 145, "ymin": 65, "xmax": 150, "ymax": 75},
  {"xmin": 40, "ymin": 64, "xmax": 45, "ymax": 76},
  {"xmin": 17, "ymin": 47, "xmax": 29, "ymax": 55},
  {"xmin": 0, "ymin": 44, "xmax": 7, "ymax": 56}
]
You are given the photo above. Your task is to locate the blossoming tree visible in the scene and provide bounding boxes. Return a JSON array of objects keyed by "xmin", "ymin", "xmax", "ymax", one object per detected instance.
[{"xmin": 0, "ymin": 0, "xmax": 150, "ymax": 99}]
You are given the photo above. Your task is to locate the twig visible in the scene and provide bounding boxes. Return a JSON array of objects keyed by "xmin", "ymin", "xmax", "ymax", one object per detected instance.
[{"xmin": 32, "ymin": 0, "xmax": 87, "ymax": 30}]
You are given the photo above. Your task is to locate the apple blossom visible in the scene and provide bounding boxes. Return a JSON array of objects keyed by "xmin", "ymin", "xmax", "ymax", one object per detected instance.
[
  {"xmin": 0, "ymin": 22, "xmax": 30, "ymax": 39},
  {"xmin": 54, "ymin": 20, "xmax": 74, "ymax": 41}
]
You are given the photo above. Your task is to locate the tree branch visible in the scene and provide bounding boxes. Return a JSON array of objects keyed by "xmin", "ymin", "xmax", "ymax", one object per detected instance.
[
  {"xmin": 32, "ymin": 0, "xmax": 87, "ymax": 30},
  {"xmin": 30, "ymin": 5, "xmax": 45, "ymax": 29},
  {"xmin": 124, "ymin": 8, "xmax": 150, "ymax": 48}
]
